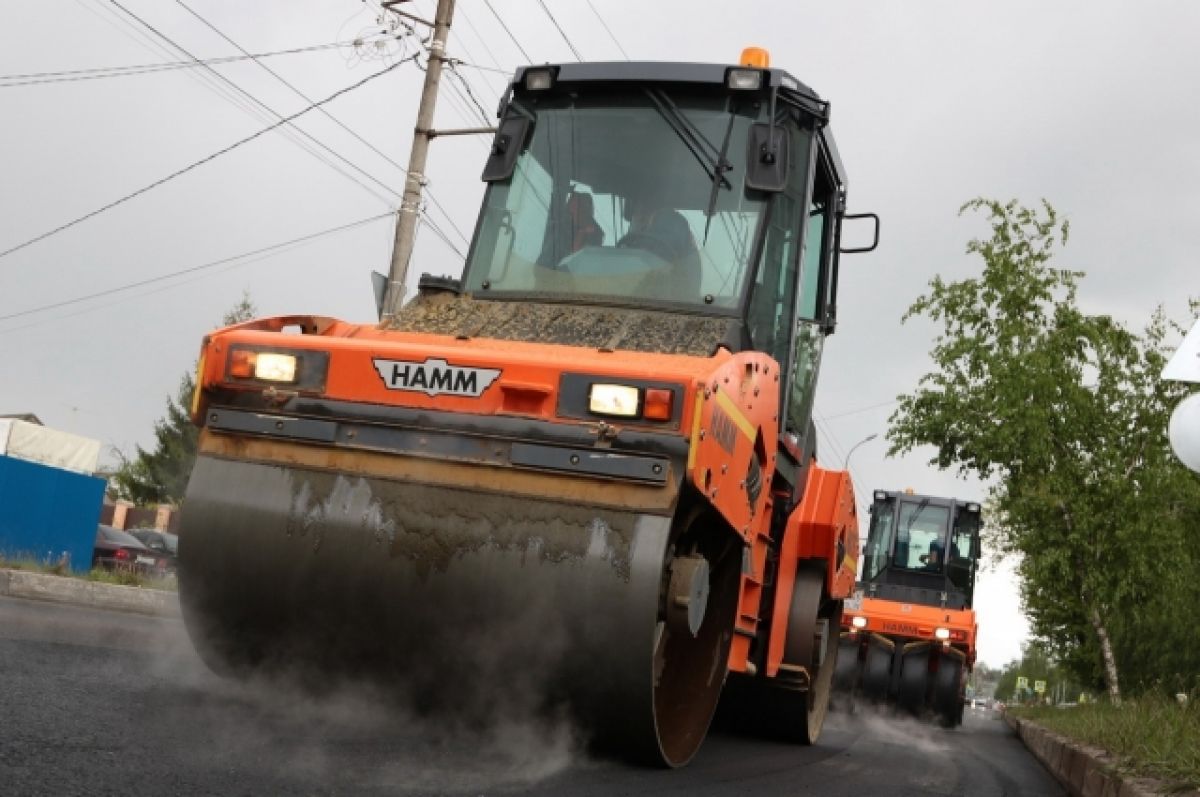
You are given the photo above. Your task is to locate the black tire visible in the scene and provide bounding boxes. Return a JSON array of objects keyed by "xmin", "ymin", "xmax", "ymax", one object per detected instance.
[
  {"xmin": 932, "ymin": 652, "xmax": 965, "ymax": 728},
  {"xmin": 860, "ymin": 639, "xmax": 893, "ymax": 703},
  {"xmin": 833, "ymin": 637, "xmax": 863, "ymax": 712},
  {"xmin": 896, "ymin": 646, "xmax": 931, "ymax": 715}
]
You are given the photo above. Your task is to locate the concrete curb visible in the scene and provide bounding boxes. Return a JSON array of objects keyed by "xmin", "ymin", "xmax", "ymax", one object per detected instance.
[
  {"xmin": 1004, "ymin": 712, "xmax": 1191, "ymax": 797},
  {"xmin": 0, "ymin": 568, "xmax": 180, "ymax": 618}
]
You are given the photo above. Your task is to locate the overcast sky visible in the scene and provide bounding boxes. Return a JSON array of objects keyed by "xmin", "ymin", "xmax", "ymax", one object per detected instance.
[{"xmin": 2, "ymin": 1, "xmax": 1197, "ymax": 668}]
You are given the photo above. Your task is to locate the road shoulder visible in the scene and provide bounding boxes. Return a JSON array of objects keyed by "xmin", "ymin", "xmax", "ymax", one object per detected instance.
[
  {"xmin": 1005, "ymin": 712, "xmax": 1192, "ymax": 797},
  {"xmin": 0, "ymin": 567, "xmax": 179, "ymax": 617}
]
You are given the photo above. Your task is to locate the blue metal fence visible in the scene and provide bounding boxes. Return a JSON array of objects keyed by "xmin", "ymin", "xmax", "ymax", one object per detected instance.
[{"xmin": 0, "ymin": 454, "xmax": 105, "ymax": 574}]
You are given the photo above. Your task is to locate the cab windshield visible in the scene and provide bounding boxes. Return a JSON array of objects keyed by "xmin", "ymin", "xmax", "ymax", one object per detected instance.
[
  {"xmin": 463, "ymin": 90, "xmax": 791, "ymax": 311},
  {"xmin": 896, "ymin": 501, "xmax": 951, "ymax": 572}
]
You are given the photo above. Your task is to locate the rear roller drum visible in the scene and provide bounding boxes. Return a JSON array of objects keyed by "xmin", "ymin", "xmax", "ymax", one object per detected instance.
[
  {"xmin": 742, "ymin": 567, "xmax": 841, "ymax": 744},
  {"xmin": 801, "ymin": 592, "xmax": 841, "ymax": 743}
]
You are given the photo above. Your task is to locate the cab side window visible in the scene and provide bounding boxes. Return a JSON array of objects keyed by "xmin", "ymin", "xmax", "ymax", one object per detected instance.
[{"xmin": 785, "ymin": 154, "xmax": 835, "ymax": 436}]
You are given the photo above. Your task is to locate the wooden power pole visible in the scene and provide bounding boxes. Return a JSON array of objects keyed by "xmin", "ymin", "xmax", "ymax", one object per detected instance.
[{"xmin": 381, "ymin": 0, "xmax": 456, "ymax": 320}]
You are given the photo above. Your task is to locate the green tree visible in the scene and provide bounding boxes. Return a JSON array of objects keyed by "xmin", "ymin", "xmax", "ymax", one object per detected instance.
[
  {"xmin": 889, "ymin": 199, "xmax": 1199, "ymax": 704},
  {"xmin": 111, "ymin": 294, "xmax": 256, "ymax": 504}
]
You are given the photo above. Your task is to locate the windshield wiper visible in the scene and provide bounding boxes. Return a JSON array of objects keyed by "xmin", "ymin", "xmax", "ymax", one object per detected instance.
[
  {"xmin": 702, "ymin": 111, "xmax": 737, "ymax": 243},
  {"xmin": 644, "ymin": 89, "xmax": 732, "ymax": 191}
]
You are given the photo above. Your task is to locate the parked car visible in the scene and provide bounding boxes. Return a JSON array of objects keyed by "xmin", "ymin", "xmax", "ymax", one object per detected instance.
[
  {"xmin": 93, "ymin": 525, "xmax": 166, "ymax": 575},
  {"xmin": 128, "ymin": 528, "xmax": 178, "ymax": 574}
]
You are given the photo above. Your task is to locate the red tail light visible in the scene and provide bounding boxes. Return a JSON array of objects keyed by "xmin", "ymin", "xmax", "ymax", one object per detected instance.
[{"xmin": 114, "ymin": 549, "xmax": 131, "ymax": 561}]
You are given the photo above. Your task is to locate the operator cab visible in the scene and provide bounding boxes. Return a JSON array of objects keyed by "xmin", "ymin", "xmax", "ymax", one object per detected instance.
[
  {"xmin": 859, "ymin": 490, "xmax": 983, "ymax": 610},
  {"xmin": 458, "ymin": 50, "xmax": 877, "ymax": 480}
]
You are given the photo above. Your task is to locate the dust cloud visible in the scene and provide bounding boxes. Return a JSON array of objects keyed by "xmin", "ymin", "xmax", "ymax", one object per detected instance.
[
  {"xmin": 826, "ymin": 702, "xmax": 953, "ymax": 756},
  {"xmin": 141, "ymin": 614, "xmax": 581, "ymax": 795}
]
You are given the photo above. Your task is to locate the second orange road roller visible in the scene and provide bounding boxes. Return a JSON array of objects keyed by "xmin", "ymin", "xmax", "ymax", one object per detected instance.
[
  {"xmin": 834, "ymin": 489, "xmax": 983, "ymax": 726},
  {"xmin": 179, "ymin": 49, "xmax": 878, "ymax": 766}
]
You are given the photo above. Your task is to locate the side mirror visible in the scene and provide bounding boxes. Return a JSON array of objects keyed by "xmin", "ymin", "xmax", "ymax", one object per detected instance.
[
  {"xmin": 840, "ymin": 213, "xmax": 880, "ymax": 254},
  {"xmin": 744, "ymin": 123, "xmax": 789, "ymax": 192},
  {"xmin": 482, "ymin": 116, "xmax": 531, "ymax": 182}
]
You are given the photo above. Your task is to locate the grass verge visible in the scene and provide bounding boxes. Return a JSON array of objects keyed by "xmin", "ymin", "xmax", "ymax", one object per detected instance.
[
  {"xmin": 1011, "ymin": 693, "xmax": 1199, "ymax": 791},
  {"xmin": 1, "ymin": 556, "xmax": 176, "ymax": 592},
  {"xmin": 86, "ymin": 567, "xmax": 178, "ymax": 592}
]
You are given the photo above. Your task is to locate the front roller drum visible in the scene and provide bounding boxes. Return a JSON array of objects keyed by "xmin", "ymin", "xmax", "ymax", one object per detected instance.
[{"xmin": 179, "ymin": 455, "xmax": 739, "ymax": 767}]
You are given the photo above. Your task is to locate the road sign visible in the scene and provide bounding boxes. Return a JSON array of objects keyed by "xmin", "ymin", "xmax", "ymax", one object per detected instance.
[
  {"xmin": 1034, "ymin": 680, "xmax": 1047, "ymax": 694},
  {"xmin": 1163, "ymin": 319, "xmax": 1200, "ymax": 383},
  {"xmin": 1016, "ymin": 676, "xmax": 1028, "ymax": 689}
]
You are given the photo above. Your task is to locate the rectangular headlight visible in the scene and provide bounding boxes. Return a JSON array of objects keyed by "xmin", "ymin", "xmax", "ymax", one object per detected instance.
[
  {"xmin": 966, "ymin": 502, "xmax": 981, "ymax": 513},
  {"xmin": 727, "ymin": 68, "xmax": 762, "ymax": 90},
  {"xmin": 228, "ymin": 349, "xmax": 298, "ymax": 383},
  {"xmin": 589, "ymin": 384, "xmax": 640, "ymax": 417},
  {"xmin": 253, "ymin": 353, "xmax": 297, "ymax": 382},
  {"xmin": 873, "ymin": 490, "xmax": 888, "ymax": 501}
]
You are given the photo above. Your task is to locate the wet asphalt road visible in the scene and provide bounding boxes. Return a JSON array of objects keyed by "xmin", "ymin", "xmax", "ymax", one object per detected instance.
[{"xmin": 0, "ymin": 595, "xmax": 1063, "ymax": 796}]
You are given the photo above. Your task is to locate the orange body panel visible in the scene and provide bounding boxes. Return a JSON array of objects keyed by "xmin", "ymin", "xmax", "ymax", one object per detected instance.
[
  {"xmin": 685, "ymin": 352, "xmax": 780, "ymax": 540},
  {"xmin": 844, "ymin": 596, "xmax": 978, "ymax": 664},
  {"xmin": 682, "ymin": 351, "xmax": 784, "ymax": 675},
  {"xmin": 196, "ymin": 316, "xmax": 727, "ymax": 430}
]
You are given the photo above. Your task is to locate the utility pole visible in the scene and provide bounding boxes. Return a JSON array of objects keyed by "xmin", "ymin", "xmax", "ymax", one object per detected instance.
[{"xmin": 381, "ymin": 0, "xmax": 456, "ymax": 321}]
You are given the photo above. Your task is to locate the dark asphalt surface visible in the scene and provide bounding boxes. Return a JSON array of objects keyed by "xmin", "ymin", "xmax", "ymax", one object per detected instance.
[{"xmin": 0, "ymin": 595, "xmax": 1064, "ymax": 796}]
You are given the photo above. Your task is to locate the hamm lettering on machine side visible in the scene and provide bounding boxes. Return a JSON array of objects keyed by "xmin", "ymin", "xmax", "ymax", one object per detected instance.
[{"xmin": 373, "ymin": 358, "xmax": 502, "ymax": 397}]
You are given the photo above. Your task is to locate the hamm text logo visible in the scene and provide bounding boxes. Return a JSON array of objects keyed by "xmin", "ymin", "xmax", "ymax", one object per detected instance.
[{"xmin": 373, "ymin": 358, "xmax": 501, "ymax": 397}]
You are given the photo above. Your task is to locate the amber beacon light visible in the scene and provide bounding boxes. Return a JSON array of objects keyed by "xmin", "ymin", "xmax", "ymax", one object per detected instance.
[{"xmin": 739, "ymin": 47, "xmax": 770, "ymax": 68}]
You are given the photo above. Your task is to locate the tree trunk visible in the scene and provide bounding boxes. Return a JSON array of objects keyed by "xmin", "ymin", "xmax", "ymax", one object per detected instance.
[{"xmin": 1088, "ymin": 604, "xmax": 1122, "ymax": 705}]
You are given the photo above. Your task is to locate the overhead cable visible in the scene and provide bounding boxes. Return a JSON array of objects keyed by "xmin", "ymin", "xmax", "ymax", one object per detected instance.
[
  {"xmin": 0, "ymin": 58, "xmax": 410, "ymax": 262},
  {"xmin": 0, "ymin": 212, "xmax": 393, "ymax": 324},
  {"xmin": 175, "ymin": 0, "xmax": 467, "ymax": 245},
  {"xmin": 585, "ymin": 0, "xmax": 630, "ymax": 60},
  {"xmin": 112, "ymin": 0, "xmax": 407, "ymax": 207},
  {"xmin": 0, "ymin": 41, "xmax": 362, "ymax": 87},
  {"xmin": 536, "ymin": 0, "xmax": 583, "ymax": 61},
  {"xmin": 482, "ymin": 0, "xmax": 533, "ymax": 63}
]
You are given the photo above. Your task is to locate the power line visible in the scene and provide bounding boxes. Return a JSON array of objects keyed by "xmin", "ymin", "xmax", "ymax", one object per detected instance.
[
  {"xmin": 452, "ymin": 59, "xmax": 511, "ymax": 76},
  {"xmin": 177, "ymin": 2, "xmax": 408, "ymax": 176},
  {"xmin": 585, "ymin": 0, "xmax": 630, "ymax": 60},
  {"xmin": 112, "ymin": 0, "xmax": 405, "ymax": 208},
  {"xmin": 821, "ymin": 398, "xmax": 900, "ymax": 421},
  {"xmin": 0, "ymin": 41, "xmax": 367, "ymax": 87},
  {"xmin": 0, "ymin": 58, "xmax": 410, "ymax": 263},
  {"xmin": 418, "ymin": 211, "xmax": 465, "ymax": 259},
  {"xmin": 446, "ymin": 63, "xmax": 491, "ymax": 124},
  {"xmin": 453, "ymin": 5, "xmax": 506, "ymax": 73},
  {"xmin": 174, "ymin": 0, "xmax": 467, "ymax": 246},
  {"xmin": 482, "ymin": 0, "xmax": 532, "ymax": 63},
  {"xmin": 84, "ymin": 0, "xmax": 394, "ymax": 208},
  {"xmin": 0, "ymin": 212, "xmax": 393, "ymax": 325},
  {"xmin": 536, "ymin": 0, "xmax": 582, "ymax": 61}
]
